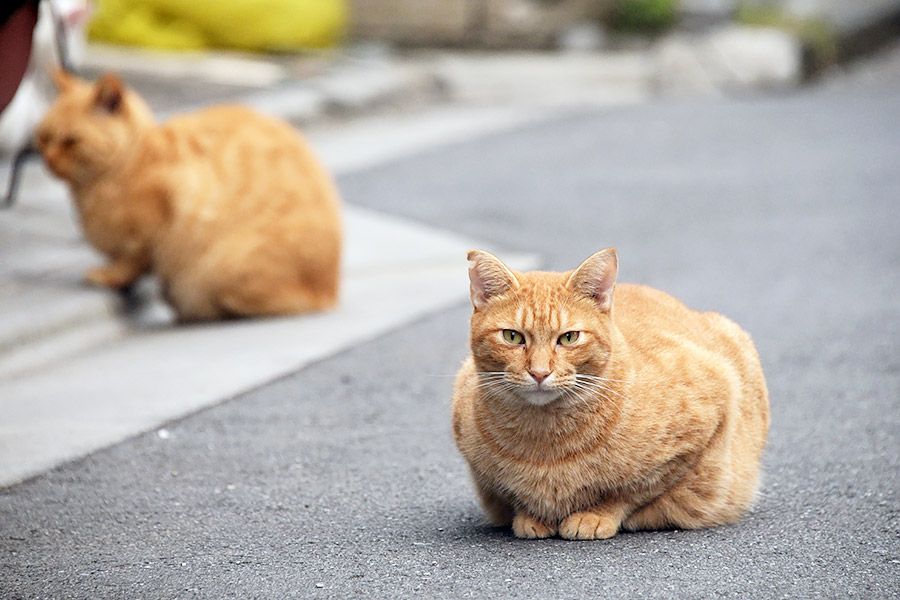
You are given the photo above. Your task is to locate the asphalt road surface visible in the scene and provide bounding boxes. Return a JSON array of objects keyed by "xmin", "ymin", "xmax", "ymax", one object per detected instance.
[{"xmin": 2, "ymin": 80, "xmax": 899, "ymax": 596}]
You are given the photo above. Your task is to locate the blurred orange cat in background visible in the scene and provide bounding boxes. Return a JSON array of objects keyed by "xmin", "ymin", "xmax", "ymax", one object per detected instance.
[{"xmin": 36, "ymin": 71, "xmax": 341, "ymax": 321}]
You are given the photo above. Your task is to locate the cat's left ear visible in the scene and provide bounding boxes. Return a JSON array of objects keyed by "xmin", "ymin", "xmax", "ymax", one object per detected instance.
[
  {"xmin": 49, "ymin": 68, "xmax": 76, "ymax": 93},
  {"xmin": 567, "ymin": 248, "xmax": 618, "ymax": 312},
  {"xmin": 93, "ymin": 73, "xmax": 125, "ymax": 114},
  {"xmin": 468, "ymin": 250, "xmax": 519, "ymax": 311}
]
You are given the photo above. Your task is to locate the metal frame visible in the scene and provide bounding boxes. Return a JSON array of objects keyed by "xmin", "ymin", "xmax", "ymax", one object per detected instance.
[{"xmin": 2, "ymin": 0, "xmax": 73, "ymax": 209}]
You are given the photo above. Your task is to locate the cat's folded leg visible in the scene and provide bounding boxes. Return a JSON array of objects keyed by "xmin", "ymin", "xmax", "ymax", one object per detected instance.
[
  {"xmin": 474, "ymin": 480, "xmax": 514, "ymax": 527},
  {"xmin": 85, "ymin": 257, "xmax": 146, "ymax": 290},
  {"xmin": 512, "ymin": 513, "xmax": 557, "ymax": 539},
  {"xmin": 621, "ymin": 500, "xmax": 671, "ymax": 532},
  {"xmin": 559, "ymin": 501, "xmax": 631, "ymax": 540}
]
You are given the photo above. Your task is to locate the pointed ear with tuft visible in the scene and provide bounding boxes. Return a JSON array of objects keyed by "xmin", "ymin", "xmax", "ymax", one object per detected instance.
[
  {"xmin": 93, "ymin": 73, "xmax": 125, "ymax": 114},
  {"xmin": 566, "ymin": 248, "xmax": 618, "ymax": 312},
  {"xmin": 49, "ymin": 68, "xmax": 76, "ymax": 93},
  {"xmin": 467, "ymin": 250, "xmax": 519, "ymax": 311}
]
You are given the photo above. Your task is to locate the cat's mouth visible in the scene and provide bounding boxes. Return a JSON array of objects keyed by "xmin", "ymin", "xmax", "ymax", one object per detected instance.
[{"xmin": 518, "ymin": 387, "xmax": 563, "ymax": 406}]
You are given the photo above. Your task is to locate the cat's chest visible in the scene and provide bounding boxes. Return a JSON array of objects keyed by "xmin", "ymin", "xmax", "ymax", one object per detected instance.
[
  {"xmin": 76, "ymin": 184, "xmax": 135, "ymax": 251},
  {"xmin": 498, "ymin": 456, "xmax": 605, "ymax": 518},
  {"xmin": 468, "ymin": 405, "xmax": 615, "ymax": 492},
  {"xmin": 470, "ymin": 411, "xmax": 644, "ymax": 518}
]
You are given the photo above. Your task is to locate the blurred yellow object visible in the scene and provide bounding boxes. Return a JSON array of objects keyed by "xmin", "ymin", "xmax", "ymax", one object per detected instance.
[{"xmin": 88, "ymin": 0, "xmax": 346, "ymax": 51}]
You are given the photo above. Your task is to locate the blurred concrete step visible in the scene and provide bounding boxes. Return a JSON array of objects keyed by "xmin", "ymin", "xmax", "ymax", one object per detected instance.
[
  {"xmin": 0, "ymin": 287, "xmax": 129, "ymax": 379},
  {"xmin": 82, "ymin": 43, "xmax": 446, "ymax": 122},
  {"xmin": 430, "ymin": 51, "xmax": 655, "ymax": 107}
]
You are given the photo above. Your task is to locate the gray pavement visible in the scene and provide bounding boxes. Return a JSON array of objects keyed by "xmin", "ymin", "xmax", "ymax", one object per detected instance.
[{"xmin": 2, "ymin": 57, "xmax": 899, "ymax": 598}]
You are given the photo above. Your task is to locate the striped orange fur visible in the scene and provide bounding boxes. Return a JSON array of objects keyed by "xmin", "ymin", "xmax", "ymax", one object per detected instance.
[
  {"xmin": 452, "ymin": 249, "xmax": 770, "ymax": 539},
  {"xmin": 36, "ymin": 71, "xmax": 341, "ymax": 321}
]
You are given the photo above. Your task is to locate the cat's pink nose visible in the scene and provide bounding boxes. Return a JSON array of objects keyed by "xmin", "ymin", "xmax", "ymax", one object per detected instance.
[{"xmin": 529, "ymin": 370, "xmax": 551, "ymax": 384}]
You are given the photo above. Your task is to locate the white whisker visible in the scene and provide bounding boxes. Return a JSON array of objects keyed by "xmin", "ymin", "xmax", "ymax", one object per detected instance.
[
  {"xmin": 573, "ymin": 379, "xmax": 628, "ymax": 402},
  {"xmin": 568, "ymin": 379, "xmax": 628, "ymax": 408},
  {"xmin": 576, "ymin": 373, "xmax": 650, "ymax": 385}
]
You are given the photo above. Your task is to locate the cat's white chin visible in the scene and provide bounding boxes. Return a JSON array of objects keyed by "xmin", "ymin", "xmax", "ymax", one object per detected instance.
[{"xmin": 519, "ymin": 389, "xmax": 563, "ymax": 406}]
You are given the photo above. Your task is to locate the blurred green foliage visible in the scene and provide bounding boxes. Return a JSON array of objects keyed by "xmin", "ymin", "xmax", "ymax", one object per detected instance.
[{"xmin": 612, "ymin": 0, "xmax": 680, "ymax": 33}]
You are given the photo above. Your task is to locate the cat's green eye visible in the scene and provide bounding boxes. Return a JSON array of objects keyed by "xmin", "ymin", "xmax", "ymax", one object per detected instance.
[
  {"xmin": 558, "ymin": 331, "xmax": 580, "ymax": 346},
  {"xmin": 502, "ymin": 329, "xmax": 525, "ymax": 345}
]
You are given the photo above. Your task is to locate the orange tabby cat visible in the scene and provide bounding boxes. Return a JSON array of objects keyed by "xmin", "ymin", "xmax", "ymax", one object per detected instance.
[
  {"xmin": 452, "ymin": 249, "xmax": 770, "ymax": 539},
  {"xmin": 35, "ymin": 71, "xmax": 341, "ymax": 321}
]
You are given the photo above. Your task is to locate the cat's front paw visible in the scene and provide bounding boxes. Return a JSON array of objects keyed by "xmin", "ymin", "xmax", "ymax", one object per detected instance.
[
  {"xmin": 559, "ymin": 511, "xmax": 619, "ymax": 540},
  {"xmin": 512, "ymin": 514, "xmax": 557, "ymax": 539},
  {"xmin": 85, "ymin": 265, "xmax": 134, "ymax": 290}
]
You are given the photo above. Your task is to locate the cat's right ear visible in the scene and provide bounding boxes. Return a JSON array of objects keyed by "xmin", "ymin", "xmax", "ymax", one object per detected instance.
[
  {"xmin": 468, "ymin": 250, "xmax": 518, "ymax": 311},
  {"xmin": 93, "ymin": 73, "xmax": 125, "ymax": 113}
]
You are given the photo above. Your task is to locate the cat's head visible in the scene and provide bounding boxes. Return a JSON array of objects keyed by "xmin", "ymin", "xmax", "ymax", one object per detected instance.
[
  {"xmin": 468, "ymin": 249, "xmax": 618, "ymax": 407},
  {"xmin": 35, "ymin": 70, "xmax": 154, "ymax": 186}
]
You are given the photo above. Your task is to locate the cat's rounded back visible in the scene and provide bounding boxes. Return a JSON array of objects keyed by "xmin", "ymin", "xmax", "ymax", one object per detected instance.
[{"xmin": 111, "ymin": 102, "xmax": 340, "ymax": 319}]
